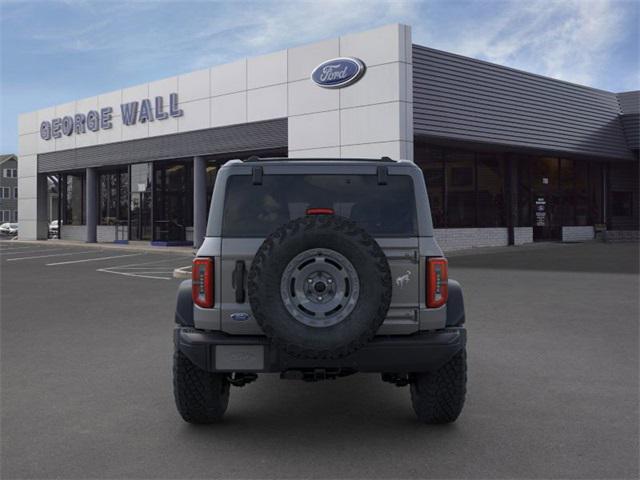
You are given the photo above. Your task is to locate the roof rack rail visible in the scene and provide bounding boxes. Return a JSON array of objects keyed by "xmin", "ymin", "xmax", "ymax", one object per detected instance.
[{"xmin": 243, "ymin": 156, "xmax": 396, "ymax": 163}]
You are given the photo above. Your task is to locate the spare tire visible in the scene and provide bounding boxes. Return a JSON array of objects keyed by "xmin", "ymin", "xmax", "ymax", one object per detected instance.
[{"xmin": 248, "ymin": 214, "xmax": 392, "ymax": 359}]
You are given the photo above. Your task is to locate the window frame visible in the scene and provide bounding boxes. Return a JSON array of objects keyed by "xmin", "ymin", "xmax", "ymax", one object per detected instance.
[
  {"xmin": 221, "ymin": 173, "xmax": 419, "ymax": 238},
  {"xmin": 61, "ymin": 173, "xmax": 86, "ymax": 226},
  {"xmin": 414, "ymin": 144, "xmax": 508, "ymax": 229},
  {"xmin": 611, "ymin": 191, "xmax": 634, "ymax": 217},
  {"xmin": 98, "ymin": 169, "xmax": 128, "ymax": 226}
]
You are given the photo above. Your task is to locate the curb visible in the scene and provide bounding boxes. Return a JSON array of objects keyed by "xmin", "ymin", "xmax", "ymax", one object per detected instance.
[
  {"xmin": 173, "ymin": 265, "xmax": 192, "ymax": 279},
  {"xmin": 5, "ymin": 239, "xmax": 194, "ymax": 256}
]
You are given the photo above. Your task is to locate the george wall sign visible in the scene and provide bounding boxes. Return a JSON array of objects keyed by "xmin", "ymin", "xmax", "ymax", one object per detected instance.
[
  {"xmin": 40, "ymin": 93, "xmax": 184, "ymax": 140},
  {"xmin": 311, "ymin": 57, "xmax": 366, "ymax": 89}
]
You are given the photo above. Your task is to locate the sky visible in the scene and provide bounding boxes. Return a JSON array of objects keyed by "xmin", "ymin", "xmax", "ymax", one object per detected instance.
[{"xmin": 1, "ymin": 0, "xmax": 638, "ymax": 153}]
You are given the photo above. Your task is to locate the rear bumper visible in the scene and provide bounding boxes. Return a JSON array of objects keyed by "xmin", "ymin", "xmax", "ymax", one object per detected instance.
[{"xmin": 175, "ymin": 327, "xmax": 466, "ymax": 374}]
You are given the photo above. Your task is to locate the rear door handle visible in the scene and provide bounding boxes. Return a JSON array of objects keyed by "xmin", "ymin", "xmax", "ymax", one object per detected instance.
[{"xmin": 232, "ymin": 260, "xmax": 246, "ymax": 303}]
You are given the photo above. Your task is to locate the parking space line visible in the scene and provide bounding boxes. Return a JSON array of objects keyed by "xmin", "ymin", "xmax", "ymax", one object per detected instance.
[
  {"xmin": 47, "ymin": 253, "xmax": 143, "ymax": 266},
  {"xmin": 97, "ymin": 270, "xmax": 172, "ymax": 280},
  {"xmin": 97, "ymin": 257, "xmax": 187, "ymax": 280},
  {"xmin": 0, "ymin": 246, "xmax": 48, "ymax": 253},
  {"xmin": 7, "ymin": 250, "xmax": 99, "ymax": 262},
  {"xmin": 1, "ymin": 248, "xmax": 72, "ymax": 256},
  {"xmin": 102, "ymin": 257, "xmax": 189, "ymax": 268}
]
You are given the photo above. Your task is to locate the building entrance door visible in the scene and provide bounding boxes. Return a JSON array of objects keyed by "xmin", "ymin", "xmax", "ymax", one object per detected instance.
[
  {"xmin": 153, "ymin": 161, "xmax": 191, "ymax": 243},
  {"xmin": 532, "ymin": 157, "xmax": 561, "ymax": 241},
  {"xmin": 130, "ymin": 192, "xmax": 152, "ymax": 241},
  {"xmin": 532, "ymin": 192, "xmax": 561, "ymax": 240}
]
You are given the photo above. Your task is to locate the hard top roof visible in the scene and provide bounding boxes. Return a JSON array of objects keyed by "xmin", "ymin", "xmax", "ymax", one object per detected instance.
[{"xmin": 242, "ymin": 156, "xmax": 399, "ymax": 164}]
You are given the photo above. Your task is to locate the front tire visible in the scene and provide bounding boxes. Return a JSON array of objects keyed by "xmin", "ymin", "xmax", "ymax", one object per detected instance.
[
  {"xmin": 173, "ymin": 348, "xmax": 230, "ymax": 424},
  {"xmin": 410, "ymin": 348, "xmax": 467, "ymax": 424}
]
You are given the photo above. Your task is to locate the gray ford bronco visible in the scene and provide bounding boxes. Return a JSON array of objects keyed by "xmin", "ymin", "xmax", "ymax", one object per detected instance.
[{"xmin": 173, "ymin": 157, "xmax": 467, "ymax": 424}]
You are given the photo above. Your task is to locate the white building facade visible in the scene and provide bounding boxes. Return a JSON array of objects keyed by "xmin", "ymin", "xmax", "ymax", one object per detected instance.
[{"xmin": 17, "ymin": 24, "xmax": 639, "ymax": 249}]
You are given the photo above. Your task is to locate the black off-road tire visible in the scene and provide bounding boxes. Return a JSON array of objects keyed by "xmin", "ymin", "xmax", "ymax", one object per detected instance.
[
  {"xmin": 410, "ymin": 348, "xmax": 467, "ymax": 424},
  {"xmin": 173, "ymin": 348, "xmax": 230, "ymax": 424},
  {"xmin": 248, "ymin": 214, "xmax": 392, "ymax": 359}
]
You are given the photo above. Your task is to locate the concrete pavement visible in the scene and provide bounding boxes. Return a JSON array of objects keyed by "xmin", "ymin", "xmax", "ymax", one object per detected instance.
[{"xmin": 1, "ymin": 241, "xmax": 638, "ymax": 479}]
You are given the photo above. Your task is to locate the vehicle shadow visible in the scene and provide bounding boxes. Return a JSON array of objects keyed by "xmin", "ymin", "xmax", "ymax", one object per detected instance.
[{"xmin": 448, "ymin": 242, "xmax": 639, "ymax": 274}]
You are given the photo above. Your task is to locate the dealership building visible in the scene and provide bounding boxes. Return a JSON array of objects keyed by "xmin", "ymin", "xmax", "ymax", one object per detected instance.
[{"xmin": 17, "ymin": 24, "xmax": 639, "ymax": 250}]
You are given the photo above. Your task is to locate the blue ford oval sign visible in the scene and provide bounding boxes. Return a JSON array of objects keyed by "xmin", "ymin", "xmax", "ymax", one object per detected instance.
[{"xmin": 311, "ymin": 57, "xmax": 366, "ymax": 89}]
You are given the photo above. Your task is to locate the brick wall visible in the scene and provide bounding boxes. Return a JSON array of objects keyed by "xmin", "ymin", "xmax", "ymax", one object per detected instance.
[
  {"xmin": 562, "ymin": 226, "xmax": 594, "ymax": 242},
  {"xmin": 605, "ymin": 230, "xmax": 640, "ymax": 242},
  {"xmin": 60, "ymin": 225, "xmax": 86, "ymax": 241},
  {"xmin": 96, "ymin": 225, "xmax": 129, "ymax": 242},
  {"xmin": 514, "ymin": 227, "xmax": 533, "ymax": 245},
  {"xmin": 434, "ymin": 228, "xmax": 509, "ymax": 251}
]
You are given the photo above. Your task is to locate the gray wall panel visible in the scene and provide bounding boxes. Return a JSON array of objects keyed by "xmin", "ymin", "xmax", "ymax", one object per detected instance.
[
  {"xmin": 619, "ymin": 114, "xmax": 639, "ymax": 150},
  {"xmin": 617, "ymin": 91, "xmax": 639, "ymax": 150},
  {"xmin": 38, "ymin": 119, "xmax": 287, "ymax": 173},
  {"xmin": 413, "ymin": 45, "xmax": 633, "ymax": 160},
  {"xmin": 617, "ymin": 91, "xmax": 639, "ymax": 114}
]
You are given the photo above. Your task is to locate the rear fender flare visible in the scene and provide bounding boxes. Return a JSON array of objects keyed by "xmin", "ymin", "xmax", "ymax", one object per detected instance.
[
  {"xmin": 446, "ymin": 279, "xmax": 465, "ymax": 326},
  {"xmin": 175, "ymin": 280, "xmax": 194, "ymax": 327}
]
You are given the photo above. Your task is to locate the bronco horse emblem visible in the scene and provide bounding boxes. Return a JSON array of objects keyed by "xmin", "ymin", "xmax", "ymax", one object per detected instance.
[{"xmin": 395, "ymin": 270, "xmax": 412, "ymax": 288}]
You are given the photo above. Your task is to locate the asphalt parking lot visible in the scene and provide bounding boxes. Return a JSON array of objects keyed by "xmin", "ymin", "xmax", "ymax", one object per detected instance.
[{"xmin": 1, "ymin": 240, "xmax": 638, "ymax": 479}]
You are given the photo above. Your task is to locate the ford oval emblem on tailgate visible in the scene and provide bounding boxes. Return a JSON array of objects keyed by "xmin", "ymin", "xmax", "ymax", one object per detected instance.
[
  {"xmin": 231, "ymin": 312, "xmax": 250, "ymax": 321},
  {"xmin": 311, "ymin": 57, "xmax": 366, "ymax": 89}
]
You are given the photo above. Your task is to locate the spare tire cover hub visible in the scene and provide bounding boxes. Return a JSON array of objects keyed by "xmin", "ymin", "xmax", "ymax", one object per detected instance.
[{"xmin": 280, "ymin": 248, "xmax": 360, "ymax": 328}]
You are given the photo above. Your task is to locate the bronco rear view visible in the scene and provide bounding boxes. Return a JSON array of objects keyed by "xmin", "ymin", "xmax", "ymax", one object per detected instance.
[{"xmin": 173, "ymin": 157, "xmax": 467, "ymax": 424}]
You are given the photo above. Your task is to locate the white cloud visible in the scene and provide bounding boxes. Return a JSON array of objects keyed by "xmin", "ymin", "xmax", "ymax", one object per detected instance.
[
  {"xmin": 188, "ymin": 0, "xmax": 418, "ymax": 69},
  {"xmin": 414, "ymin": 0, "xmax": 635, "ymax": 89}
]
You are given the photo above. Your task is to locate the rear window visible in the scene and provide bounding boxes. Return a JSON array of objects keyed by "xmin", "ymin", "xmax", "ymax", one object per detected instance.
[{"xmin": 222, "ymin": 174, "xmax": 417, "ymax": 237}]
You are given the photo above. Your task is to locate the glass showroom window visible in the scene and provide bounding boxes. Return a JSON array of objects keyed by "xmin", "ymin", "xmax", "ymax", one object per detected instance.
[
  {"xmin": 446, "ymin": 151, "xmax": 476, "ymax": 228},
  {"xmin": 516, "ymin": 156, "xmax": 532, "ymax": 227},
  {"xmin": 559, "ymin": 158, "xmax": 576, "ymax": 225},
  {"xmin": 609, "ymin": 162, "xmax": 639, "ymax": 229},
  {"xmin": 477, "ymin": 154, "xmax": 505, "ymax": 227},
  {"xmin": 62, "ymin": 173, "xmax": 85, "ymax": 225},
  {"xmin": 98, "ymin": 170, "xmax": 128, "ymax": 225},
  {"xmin": 154, "ymin": 161, "xmax": 192, "ymax": 241},
  {"xmin": 415, "ymin": 144, "xmax": 507, "ymax": 228},
  {"xmin": 574, "ymin": 161, "xmax": 589, "ymax": 226},
  {"xmin": 589, "ymin": 162, "xmax": 604, "ymax": 225},
  {"xmin": 415, "ymin": 144, "xmax": 445, "ymax": 228}
]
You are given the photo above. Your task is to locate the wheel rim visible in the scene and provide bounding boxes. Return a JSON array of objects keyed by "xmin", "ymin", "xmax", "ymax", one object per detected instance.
[{"xmin": 280, "ymin": 248, "xmax": 360, "ymax": 328}]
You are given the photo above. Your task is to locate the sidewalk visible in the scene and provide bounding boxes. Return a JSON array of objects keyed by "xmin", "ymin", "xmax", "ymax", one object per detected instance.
[
  {"xmin": 8, "ymin": 238, "xmax": 585, "ymax": 258},
  {"xmin": 6, "ymin": 238, "xmax": 194, "ymax": 256},
  {"xmin": 444, "ymin": 240, "xmax": 584, "ymax": 257}
]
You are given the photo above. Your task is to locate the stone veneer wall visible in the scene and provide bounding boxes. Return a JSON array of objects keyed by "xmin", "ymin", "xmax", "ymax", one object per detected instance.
[
  {"xmin": 605, "ymin": 230, "xmax": 640, "ymax": 242},
  {"xmin": 60, "ymin": 225, "xmax": 86, "ymax": 241},
  {"xmin": 434, "ymin": 228, "xmax": 510, "ymax": 251},
  {"xmin": 562, "ymin": 226, "xmax": 594, "ymax": 242},
  {"xmin": 514, "ymin": 227, "xmax": 533, "ymax": 245}
]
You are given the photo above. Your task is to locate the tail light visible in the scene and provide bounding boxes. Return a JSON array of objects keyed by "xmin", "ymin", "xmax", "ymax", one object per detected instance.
[
  {"xmin": 427, "ymin": 257, "xmax": 448, "ymax": 308},
  {"xmin": 306, "ymin": 207, "xmax": 335, "ymax": 215},
  {"xmin": 192, "ymin": 257, "xmax": 214, "ymax": 308}
]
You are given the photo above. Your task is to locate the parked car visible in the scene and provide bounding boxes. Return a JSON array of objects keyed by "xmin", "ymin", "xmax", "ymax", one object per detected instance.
[
  {"xmin": 173, "ymin": 157, "xmax": 467, "ymax": 424},
  {"xmin": 0, "ymin": 223, "xmax": 18, "ymax": 236},
  {"xmin": 49, "ymin": 220, "xmax": 60, "ymax": 238}
]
